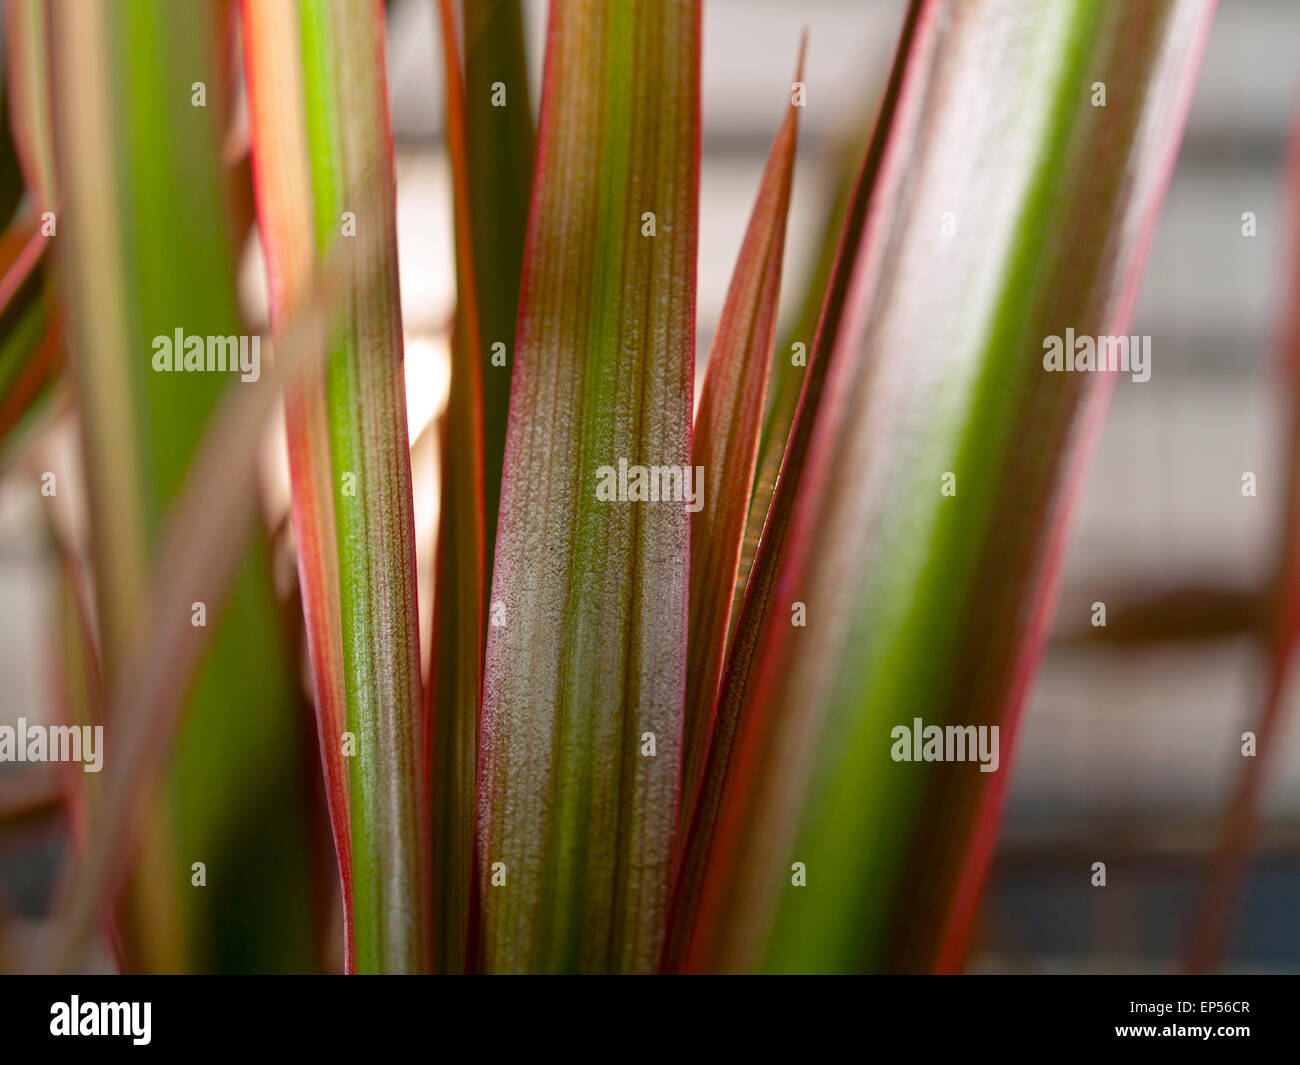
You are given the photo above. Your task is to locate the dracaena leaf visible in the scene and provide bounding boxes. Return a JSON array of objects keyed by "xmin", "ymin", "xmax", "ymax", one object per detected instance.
[
  {"xmin": 664, "ymin": 3, "xmax": 909, "ymax": 972},
  {"xmin": 242, "ymin": 0, "xmax": 353, "ymax": 971},
  {"xmin": 50, "ymin": 177, "xmax": 391, "ymax": 972},
  {"xmin": 680, "ymin": 43, "xmax": 802, "ymax": 833},
  {"xmin": 47, "ymin": 0, "xmax": 318, "ymax": 973},
  {"xmin": 1, "ymin": 2, "xmax": 61, "ymax": 460},
  {"xmin": 296, "ymin": 0, "xmax": 430, "ymax": 974},
  {"xmin": 732, "ymin": 126, "xmax": 864, "ymax": 642},
  {"xmin": 478, "ymin": 0, "xmax": 699, "ymax": 974},
  {"xmin": 462, "ymin": 0, "xmax": 533, "ymax": 582},
  {"xmin": 431, "ymin": 2, "xmax": 534, "ymax": 972},
  {"xmin": 429, "ymin": 0, "xmax": 487, "ymax": 975},
  {"xmin": 679, "ymin": 0, "xmax": 1213, "ymax": 974},
  {"xmin": 5, "ymin": 0, "xmax": 57, "ymax": 212},
  {"xmin": 0, "ymin": 22, "xmax": 25, "ymax": 226},
  {"xmin": 0, "ymin": 221, "xmax": 58, "ymax": 451}
]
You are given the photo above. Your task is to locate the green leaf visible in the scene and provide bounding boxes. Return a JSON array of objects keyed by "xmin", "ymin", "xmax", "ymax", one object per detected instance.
[
  {"xmin": 462, "ymin": 0, "xmax": 534, "ymax": 578},
  {"xmin": 49, "ymin": 153, "xmax": 390, "ymax": 973},
  {"xmin": 0, "ymin": 0, "xmax": 61, "ymax": 461},
  {"xmin": 48, "ymin": 0, "xmax": 318, "ymax": 972},
  {"xmin": 242, "ymin": 0, "xmax": 354, "ymax": 969},
  {"xmin": 0, "ymin": 222, "xmax": 57, "ymax": 454},
  {"xmin": 430, "ymin": 0, "xmax": 535, "ymax": 974},
  {"xmin": 665, "ymin": 2, "xmax": 911, "ymax": 971},
  {"xmin": 6, "ymin": 0, "xmax": 58, "ymax": 212},
  {"xmin": 478, "ymin": 0, "xmax": 699, "ymax": 974},
  {"xmin": 428, "ymin": 0, "xmax": 489, "ymax": 975},
  {"xmin": 298, "ymin": 0, "xmax": 430, "ymax": 973},
  {"xmin": 680, "ymin": 44, "xmax": 801, "ymax": 831},
  {"xmin": 0, "ymin": 18, "xmax": 28, "ymax": 228},
  {"xmin": 732, "ymin": 126, "xmax": 863, "ymax": 642},
  {"xmin": 680, "ymin": 0, "xmax": 1213, "ymax": 974}
]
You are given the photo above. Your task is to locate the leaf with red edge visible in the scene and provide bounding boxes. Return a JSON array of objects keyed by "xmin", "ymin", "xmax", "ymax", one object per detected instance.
[
  {"xmin": 676, "ymin": 0, "xmax": 1214, "ymax": 974},
  {"xmin": 49, "ymin": 192, "xmax": 391, "ymax": 972},
  {"xmin": 47, "ymin": 0, "xmax": 319, "ymax": 973},
  {"xmin": 478, "ymin": 0, "xmax": 700, "ymax": 974},
  {"xmin": 241, "ymin": 0, "xmax": 353, "ymax": 971},
  {"xmin": 461, "ymin": 0, "xmax": 533, "ymax": 579},
  {"xmin": 429, "ymin": 0, "xmax": 487, "ymax": 975},
  {"xmin": 296, "ymin": 0, "xmax": 430, "ymax": 974},
  {"xmin": 0, "ymin": 221, "xmax": 57, "ymax": 453},
  {"xmin": 680, "ymin": 40, "xmax": 802, "ymax": 833}
]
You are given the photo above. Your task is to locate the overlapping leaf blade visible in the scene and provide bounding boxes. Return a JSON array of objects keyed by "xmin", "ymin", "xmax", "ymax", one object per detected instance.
[
  {"xmin": 462, "ymin": 0, "xmax": 533, "ymax": 573},
  {"xmin": 0, "ymin": 222, "xmax": 57, "ymax": 453},
  {"xmin": 680, "ymin": 48, "xmax": 801, "ymax": 831},
  {"xmin": 0, "ymin": 1, "xmax": 60, "ymax": 459},
  {"xmin": 49, "ymin": 198, "xmax": 390, "ymax": 973},
  {"xmin": 5, "ymin": 0, "xmax": 58, "ymax": 214},
  {"xmin": 679, "ymin": 0, "xmax": 1213, "ymax": 974},
  {"xmin": 429, "ymin": 0, "xmax": 488, "ymax": 975},
  {"xmin": 478, "ymin": 0, "xmax": 699, "ymax": 974},
  {"xmin": 731, "ymin": 129, "xmax": 862, "ymax": 640},
  {"xmin": 429, "ymin": 1, "xmax": 534, "ymax": 974},
  {"xmin": 665, "ymin": 3, "xmax": 919, "ymax": 970},
  {"xmin": 48, "ymin": 0, "xmax": 317, "ymax": 972},
  {"xmin": 297, "ymin": 0, "xmax": 429, "ymax": 973},
  {"xmin": 242, "ymin": 0, "xmax": 353, "ymax": 970}
]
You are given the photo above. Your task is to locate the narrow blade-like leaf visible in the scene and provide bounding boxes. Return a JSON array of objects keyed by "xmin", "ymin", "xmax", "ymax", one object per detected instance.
[
  {"xmin": 48, "ymin": 0, "xmax": 319, "ymax": 973},
  {"xmin": 297, "ymin": 0, "xmax": 430, "ymax": 973},
  {"xmin": 430, "ymin": 0, "xmax": 487, "ymax": 974},
  {"xmin": 479, "ymin": 0, "xmax": 699, "ymax": 974},
  {"xmin": 50, "ymin": 193, "xmax": 391, "ymax": 971},
  {"xmin": 681, "ymin": 44, "xmax": 801, "ymax": 831},
  {"xmin": 0, "ymin": 222, "xmax": 57, "ymax": 452},
  {"xmin": 665, "ymin": 2, "xmax": 916, "ymax": 970},
  {"xmin": 5, "ymin": 0, "xmax": 57, "ymax": 212},
  {"xmin": 462, "ymin": 0, "xmax": 533, "ymax": 576},
  {"xmin": 731, "ymin": 127, "xmax": 863, "ymax": 639},
  {"xmin": 242, "ymin": 0, "xmax": 353, "ymax": 970},
  {"xmin": 681, "ymin": 0, "xmax": 1213, "ymax": 974}
]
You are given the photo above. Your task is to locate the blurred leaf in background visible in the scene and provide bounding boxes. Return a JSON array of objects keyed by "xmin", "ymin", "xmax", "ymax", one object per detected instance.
[{"xmin": 49, "ymin": 0, "xmax": 319, "ymax": 972}]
